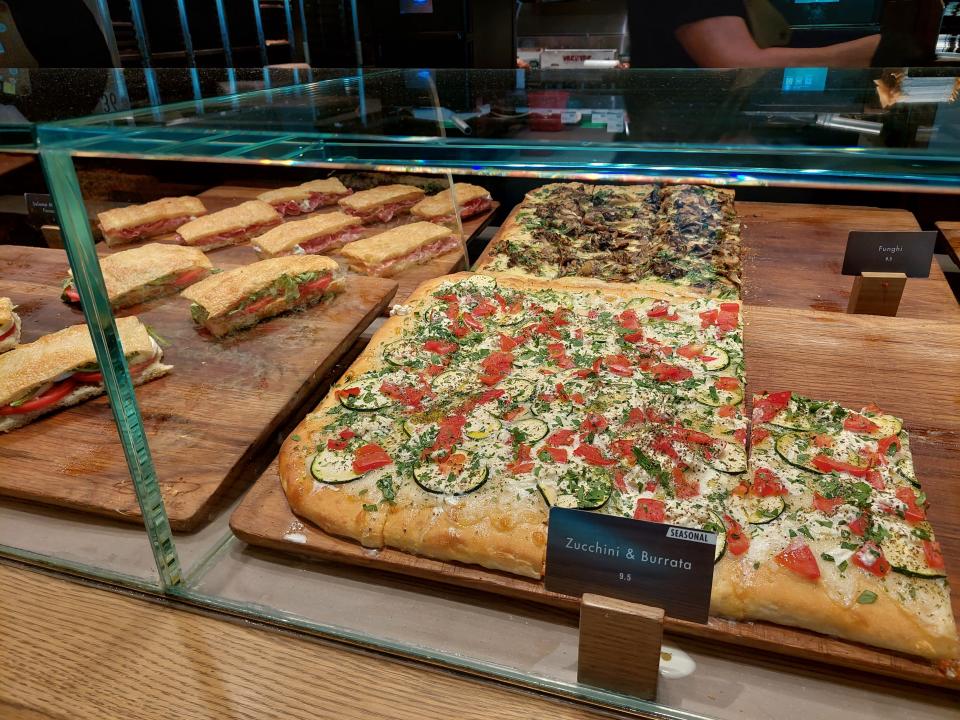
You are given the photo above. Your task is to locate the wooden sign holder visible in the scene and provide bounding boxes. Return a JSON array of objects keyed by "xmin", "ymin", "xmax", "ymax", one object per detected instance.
[
  {"xmin": 577, "ymin": 593, "xmax": 664, "ymax": 700},
  {"xmin": 847, "ymin": 272, "xmax": 907, "ymax": 316}
]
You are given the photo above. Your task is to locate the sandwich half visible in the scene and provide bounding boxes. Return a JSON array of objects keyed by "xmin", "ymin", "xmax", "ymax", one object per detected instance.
[
  {"xmin": 0, "ymin": 316, "xmax": 171, "ymax": 433},
  {"xmin": 258, "ymin": 178, "xmax": 353, "ymax": 217},
  {"xmin": 98, "ymin": 196, "xmax": 206, "ymax": 247},
  {"xmin": 410, "ymin": 183, "xmax": 492, "ymax": 223},
  {"xmin": 252, "ymin": 212, "xmax": 364, "ymax": 259},
  {"xmin": 339, "ymin": 221, "xmax": 459, "ymax": 277},
  {"xmin": 61, "ymin": 243, "xmax": 214, "ymax": 310},
  {"xmin": 338, "ymin": 184, "xmax": 425, "ymax": 224},
  {"xmin": 175, "ymin": 200, "xmax": 282, "ymax": 250},
  {"xmin": 0, "ymin": 297, "xmax": 21, "ymax": 354},
  {"xmin": 182, "ymin": 255, "xmax": 344, "ymax": 337}
]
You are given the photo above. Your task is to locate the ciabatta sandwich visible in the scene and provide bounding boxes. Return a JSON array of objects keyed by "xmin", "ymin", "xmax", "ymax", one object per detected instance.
[
  {"xmin": 252, "ymin": 212, "xmax": 364, "ymax": 259},
  {"xmin": 98, "ymin": 197, "xmax": 206, "ymax": 247},
  {"xmin": 339, "ymin": 221, "xmax": 459, "ymax": 277},
  {"xmin": 410, "ymin": 183, "xmax": 492, "ymax": 223},
  {"xmin": 258, "ymin": 178, "xmax": 353, "ymax": 217},
  {"xmin": 0, "ymin": 297, "xmax": 21, "ymax": 354},
  {"xmin": 338, "ymin": 184, "xmax": 425, "ymax": 224},
  {"xmin": 175, "ymin": 200, "xmax": 282, "ymax": 250}
]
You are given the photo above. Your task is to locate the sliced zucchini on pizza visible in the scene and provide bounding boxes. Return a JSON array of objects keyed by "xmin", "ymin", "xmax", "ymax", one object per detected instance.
[
  {"xmin": 511, "ymin": 417, "xmax": 548, "ymax": 443},
  {"xmin": 382, "ymin": 339, "xmax": 428, "ymax": 368},
  {"xmin": 739, "ymin": 495, "xmax": 787, "ymax": 525},
  {"xmin": 499, "ymin": 376, "xmax": 535, "ymax": 402},
  {"xmin": 693, "ymin": 382, "xmax": 744, "ymax": 408},
  {"xmin": 465, "ymin": 410, "xmax": 501, "ymax": 440},
  {"xmin": 699, "ymin": 345, "xmax": 730, "ymax": 371},
  {"xmin": 337, "ymin": 375, "xmax": 392, "ymax": 411},
  {"xmin": 774, "ymin": 433, "xmax": 822, "ymax": 473},
  {"xmin": 413, "ymin": 452, "xmax": 488, "ymax": 496},
  {"xmin": 844, "ymin": 411, "xmax": 902, "ymax": 437},
  {"xmin": 309, "ymin": 448, "xmax": 361, "ymax": 484},
  {"xmin": 537, "ymin": 466, "xmax": 612, "ymax": 510},
  {"xmin": 432, "ymin": 370, "xmax": 472, "ymax": 395},
  {"xmin": 893, "ymin": 456, "xmax": 920, "ymax": 488},
  {"xmin": 703, "ymin": 439, "xmax": 747, "ymax": 474},
  {"xmin": 668, "ymin": 504, "xmax": 727, "ymax": 562},
  {"xmin": 881, "ymin": 532, "xmax": 947, "ymax": 580}
]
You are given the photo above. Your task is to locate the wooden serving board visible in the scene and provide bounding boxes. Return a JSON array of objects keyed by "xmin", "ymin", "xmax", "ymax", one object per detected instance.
[
  {"xmin": 230, "ymin": 305, "xmax": 960, "ymax": 689},
  {"xmin": 473, "ymin": 201, "xmax": 959, "ymax": 323},
  {"xmin": 0, "ymin": 245, "xmax": 398, "ymax": 530},
  {"xmin": 91, "ymin": 185, "xmax": 497, "ymax": 312}
]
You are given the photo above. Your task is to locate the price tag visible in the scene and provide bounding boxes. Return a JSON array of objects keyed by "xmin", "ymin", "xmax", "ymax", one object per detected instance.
[
  {"xmin": 24, "ymin": 193, "xmax": 57, "ymax": 226},
  {"xmin": 544, "ymin": 507, "xmax": 716, "ymax": 623},
  {"xmin": 841, "ymin": 231, "xmax": 936, "ymax": 278}
]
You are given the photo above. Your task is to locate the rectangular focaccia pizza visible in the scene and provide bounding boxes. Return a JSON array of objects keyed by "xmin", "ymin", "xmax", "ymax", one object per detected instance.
[
  {"xmin": 410, "ymin": 183, "xmax": 492, "ymax": 224},
  {"xmin": 258, "ymin": 178, "xmax": 353, "ymax": 217},
  {"xmin": 97, "ymin": 196, "xmax": 206, "ymax": 247},
  {"xmin": 339, "ymin": 221, "xmax": 460, "ymax": 277},
  {"xmin": 0, "ymin": 316, "xmax": 171, "ymax": 433},
  {"xmin": 252, "ymin": 212, "xmax": 364, "ymax": 259},
  {"xmin": 712, "ymin": 392, "xmax": 957, "ymax": 659},
  {"xmin": 182, "ymin": 255, "xmax": 343, "ymax": 337},
  {"xmin": 175, "ymin": 200, "xmax": 282, "ymax": 250},
  {"xmin": 61, "ymin": 243, "xmax": 213, "ymax": 309},
  {"xmin": 280, "ymin": 272, "xmax": 746, "ymax": 578},
  {"xmin": 338, "ymin": 184, "xmax": 426, "ymax": 224},
  {"xmin": 0, "ymin": 297, "xmax": 21, "ymax": 353},
  {"xmin": 477, "ymin": 183, "xmax": 741, "ymax": 295}
]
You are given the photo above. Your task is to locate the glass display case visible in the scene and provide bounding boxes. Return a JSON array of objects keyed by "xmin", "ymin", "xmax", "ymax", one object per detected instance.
[{"xmin": 6, "ymin": 68, "xmax": 960, "ymax": 717}]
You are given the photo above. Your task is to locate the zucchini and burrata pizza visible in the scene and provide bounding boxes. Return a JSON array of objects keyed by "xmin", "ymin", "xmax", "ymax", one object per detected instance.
[{"xmin": 278, "ymin": 272, "xmax": 957, "ymax": 661}]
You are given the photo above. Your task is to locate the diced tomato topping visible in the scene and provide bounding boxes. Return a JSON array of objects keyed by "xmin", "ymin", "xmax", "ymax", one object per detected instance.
[
  {"xmin": 626, "ymin": 408, "xmax": 646, "ymax": 426},
  {"xmin": 812, "ymin": 433, "xmax": 833, "ymax": 448},
  {"xmin": 0, "ymin": 379, "xmax": 78, "ymax": 415},
  {"xmin": 336, "ymin": 387, "xmax": 360, "ymax": 398},
  {"xmin": 352, "ymin": 443, "xmax": 393, "ymax": 474},
  {"xmin": 481, "ymin": 351, "xmax": 514, "ymax": 375},
  {"xmin": 923, "ymin": 540, "xmax": 945, "ymax": 570},
  {"xmin": 547, "ymin": 429, "xmax": 576, "ymax": 446},
  {"xmin": 751, "ymin": 428, "xmax": 771, "ymax": 446},
  {"xmin": 574, "ymin": 444, "xmax": 616, "ymax": 467},
  {"xmin": 847, "ymin": 514, "xmax": 869, "ymax": 537},
  {"xmin": 751, "ymin": 391, "xmax": 792, "ymax": 424},
  {"xmin": 612, "ymin": 470, "xmax": 628, "ymax": 493},
  {"xmin": 675, "ymin": 428, "xmax": 713, "ymax": 445},
  {"xmin": 646, "ymin": 302, "xmax": 670, "ymax": 318},
  {"xmin": 461, "ymin": 313, "xmax": 484, "ymax": 332},
  {"xmin": 609, "ymin": 438, "xmax": 636, "ymax": 460},
  {"xmin": 617, "ymin": 309, "xmax": 641, "ymax": 330},
  {"xmin": 720, "ymin": 302, "xmax": 740, "ymax": 313},
  {"xmin": 677, "ymin": 344, "xmax": 703, "ymax": 359},
  {"xmin": 699, "ymin": 309, "xmax": 717, "ymax": 329},
  {"xmin": 547, "ymin": 343, "xmax": 574, "ymax": 369},
  {"xmin": 651, "ymin": 436, "xmax": 679, "ymax": 461},
  {"xmin": 540, "ymin": 446, "xmax": 569, "ymax": 463},
  {"xmin": 724, "ymin": 515, "xmax": 749, "ymax": 555},
  {"xmin": 717, "ymin": 405, "xmax": 737, "ymax": 417},
  {"xmin": 508, "ymin": 442, "xmax": 534, "ymax": 474},
  {"xmin": 876, "ymin": 435, "xmax": 901, "ymax": 458},
  {"xmin": 774, "ymin": 539, "xmax": 821, "ymax": 581},
  {"xmin": 450, "ymin": 319, "xmax": 470, "ymax": 338},
  {"xmin": 603, "ymin": 354, "xmax": 633, "ymax": 377},
  {"xmin": 471, "ymin": 298, "xmax": 497, "ymax": 317},
  {"xmin": 502, "ymin": 407, "xmax": 526, "ymax": 421},
  {"xmin": 852, "ymin": 541, "xmax": 891, "ymax": 577},
  {"xmin": 843, "ymin": 413, "xmax": 880, "ymax": 434},
  {"xmin": 380, "ymin": 380, "xmax": 431, "ymax": 409},
  {"xmin": 733, "ymin": 428, "xmax": 747, "ymax": 446},
  {"xmin": 498, "ymin": 333, "xmax": 520, "ymax": 351},
  {"xmin": 813, "ymin": 492, "xmax": 844, "ymax": 515},
  {"xmin": 672, "ymin": 466, "xmax": 700, "ymax": 498},
  {"xmin": 623, "ymin": 331, "xmax": 644, "ymax": 343},
  {"xmin": 425, "ymin": 363, "xmax": 446, "ymax": 376},
  {"xmin": 648, "ymin": 363, "xmax": 693, "ymax": 383},
  {"xmin": 751, "ymin": 467, "xmax": 787, "ymax": 497},
  {"xmin": 715, "ymin": 376, "xmax": 740, "ymax": 391},
  {"xmin": 731, "ymin": 481, "xmax": 749, "ymax": 496},
  {"xmin": 864, "ymin": 469, "xmax": 885, "ymax": 490},
  {"xmin": 478, "ymin": 374, "xmax": 502, "ymax": 386},
  {"xmin": 634, "ymin": 498, "xmax": 666, "ymax": 523},
  {"xmin": 645, "ymin": 408, "xmax": 670, "ymax": 424},
  {"xmin": 811, "ymin": 455, "xmax": 867, "ymax": 477},
  {"xmin": 327, "ymin": 438, "xmax": 348, "ymax": 451},
  {"xmin": 571, "ymin": 392, "xmax": 586, "ymax": 405},
  {"xmin": 424, "ymin": 339, "xmax": 458, "ymax": 355},
  {"xmin": 580, "ymin": 413, "xmax": 608, "ymax": 434},
  {"xmin": 895, "ymin": 487, "xmax": 925, "ymax": 524}
]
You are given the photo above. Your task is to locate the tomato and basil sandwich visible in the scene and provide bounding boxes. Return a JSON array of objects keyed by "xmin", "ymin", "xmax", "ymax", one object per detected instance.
[
  {"xmin": 337, "ymin": 184, "xmax": 425, "ymax": 224},
  {"xmin": 61, "ymin": 243, "xmax": 214, "ymax": 310},
  {"xmin": 714, "ymin": 391, "xmax": 956, "ymax": 660},
  {"xmin": 257, "ymin": 177, "xmax": 353, "ymax": 217},
  {"xmin": 251, "ymin": 211, "xmax": 364, "ymax": 259},
  {"xmin": 0, "ymin": 316, "xmax": 171, "ymax": 433},
  {"xmin": 181, "ymin": 255, "xmax": 344, "ymax": 337},
  {"xmin": 339, "ymin": 221, "xmax": 460, "ymax": 277},
  {"xmin": 0, "ymin": 297, "xmax": 21, "ymax": 354},
  {"xmin": 174, "ymin": 200, "xmax": 281, "ymax": 250},
  {"xmin": 97, "ymin": 196, "xmax": 206, "ymax": 247},
  {"xmin": 410, "ymin": 183, "xmax": 493, "ymax": 224},
  {"xmin": 279, "ymin": 272, "xmax": 744, "ymax": 580}
]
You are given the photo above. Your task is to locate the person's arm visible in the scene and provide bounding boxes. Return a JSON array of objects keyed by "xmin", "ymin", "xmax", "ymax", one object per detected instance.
[{"xmin": 676, "ymin": 16, "xmax": 880, "ymax": 68}]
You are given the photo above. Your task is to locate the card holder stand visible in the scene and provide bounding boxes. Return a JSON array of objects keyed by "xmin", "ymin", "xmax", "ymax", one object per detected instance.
[
  {"xmin": 847, "ymin": 272, "xmax": 907, "ymax": 316},
  {"xmin": 577, "ymin": 593, "xmax": 664, "ymax": 700}
]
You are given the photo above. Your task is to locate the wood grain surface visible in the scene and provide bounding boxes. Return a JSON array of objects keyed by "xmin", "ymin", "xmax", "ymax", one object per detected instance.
[
  {"xmin": 0, "ymin": 561, "xmax": 611, "ymax": 720},
  {"xmin": 230, "ymin": 305, "xmax": 960, "ymax": 689},
  {"xmin": 92, "ymin": 185, "xmax": 498, "ymax": 312},
  {"xmin": 475, "ymin": 201, "xmax": 958, "ymax": 322},
  {"xmin": 0, "ymin": 245, "xmax": 398, "ymax": 530},
  {"xmin": 936, "ymin": 220, "xmax": 960, "ymax": 266}
]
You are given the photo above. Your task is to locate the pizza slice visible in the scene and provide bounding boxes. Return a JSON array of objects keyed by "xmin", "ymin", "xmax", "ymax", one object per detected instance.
[{"xmin": 711, "ymin": 391, "xmax": 958, "ymax": 660}]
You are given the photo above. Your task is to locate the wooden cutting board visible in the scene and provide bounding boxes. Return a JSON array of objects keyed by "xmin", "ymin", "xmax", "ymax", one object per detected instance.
[
  {"xmin": 229, "ymin": 304, "xmax": 960, "ymax": 689},
  {"xmin": 92, "ymin": 185, "xmax": 498, "ymax": 311},
  {"xmin": 0, "ymin": 245, "xmax": 398, "ymax": 530},
  {"xmin": 474, "ymin": 201, "xmax": 959, "ymax": 323}
]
